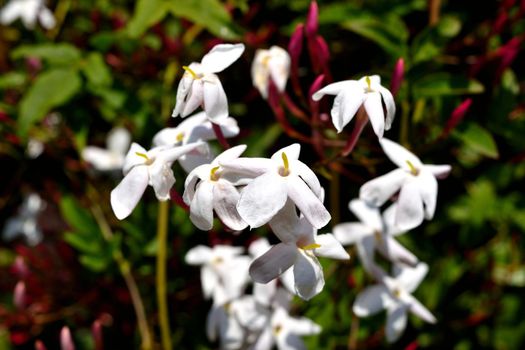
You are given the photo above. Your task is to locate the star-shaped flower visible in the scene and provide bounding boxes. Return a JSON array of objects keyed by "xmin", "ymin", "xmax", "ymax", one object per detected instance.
[
  {"xmin": 82, "ymin": 127, "xmax": 131, "ymax": 172},
  {"xmin": 251, "ymin": 46, "xmax": 291, "ymax": 99},
  {"xmin": 312, "ymin": 75, "xmax": 395, "ymax": 135},
  {"xmin": 0, "ymin": 0, "xmax": 55, "ymax": 29},
  {"xmin": 172, "ymin": 43, "xmax": 245, "ymax": 124},
  {"xmin": 2, "ymin": 193, "xmax": 45, "ymax": 246},
  {"xmin": 360, "ymin": 138, "xmax": 451, "ymax": 230}
]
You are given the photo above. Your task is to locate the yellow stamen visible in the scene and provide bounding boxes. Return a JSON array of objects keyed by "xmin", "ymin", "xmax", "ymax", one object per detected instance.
[
  {"xmin": 280, "ymin": 152, "xmax": 290, "ymax": 176},
  {"xmin": 374, "ymin": 230, "xmax": 383, "ymax": 244},
  {"xmin": 302, "ymin": 243, "xmax": 321, "ymax": 250},
  {"xmin": 393, "ymin": 289, "xmax": 401, "ymax": 298},
  {"xmin": 273, "ymin": 325, "xmax": 282, "ymax": 335},
  {"xmin": 135, "ymin": 152, "xmax": 149, "ymax": 161},
  {"xmin": 210, "ymin": 166, "xmax": 220, "ymax": 181},
  {"xmin": 176, "ymin": 132, "xmax": 184, "ymax": 142},
  {"xmin": 182, "ymin": 65, "xmax": 198, "ymax": 79},
  {"xmin": 406, "ymin": 160, "xmax": 419, "ymax": 176}
]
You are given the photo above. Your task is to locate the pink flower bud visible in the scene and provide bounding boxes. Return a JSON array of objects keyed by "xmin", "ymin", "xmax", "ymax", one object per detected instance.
[
  {"xmin": 390, "ymin": 58, "xmax": 405, "ymax": 96},
  {"xmin": 35, "ymin": 340, "xmax": 47, "ymax": 350},
  {"xmin": 305, "ymin": 1, "xmax": 319, "ymax": 37},
  {"xmin": 288, "ymin": 24, "xmax": 304, "ymax": 66},
  {"xmin": 60, "ymin": 327, "xmax": 75, "ymax": 350},
  {"xmin": 13, "ymin": 281, "xmax": 26, "ymax": 310},
  {"xmin": 92, "ymin": 320, "xmax": 103, "ymax": 350},
  {"xmin": 308, "ymin": 75, "xmax": 325, "ymax": 103},
  {"xmin": 12, "ymin": 256, "xmax": 30, "ymax": 279},
  {"xmin": 442, "ymin": 98, "xmax": 472, "ymax": 138}
]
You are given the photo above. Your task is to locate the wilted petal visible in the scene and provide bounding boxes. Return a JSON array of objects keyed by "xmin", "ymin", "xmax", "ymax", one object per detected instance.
[
  {"xmin": 364, "ymin": 91, "xmax": 385, "ymax": 138},
  {"xmin": 353, "ymin": 284, "xmax": 390, "ymax": 317},
  {"xmin": 293, "ymin": 250, "xmax": 324, "ymax": 300},
  {"xmin": 190, "ymin": 181, "xmax": 215, "ymax": 231},
  {"xmin": 203, "ymin": 77, "xmax": 228, "ymax": 122},
  {"xmin": 360, "ymin": 169, "xmax": 407, "ymax": 207},
  {"xmin": 395, "ymin": 180, "xmax": 424, "ymax": 231},
  {"xmin": 287, "ymin": 176, "xmax": 331, "ymax": 229},
  {"xmin": 379, "ymin": 138, "xmax": 423, "ymax": 171},
  {"xmin": 385, "ymin": 305, "xmax": 408, "ymax": 343},
  {"xmin": 201, "ymin": 43, "xmax": 245, "ymax": 73},
  {"xmin": 237, "ymin": 172, "xmax": 288, "ymax": 228},
  {"xmin": 250, "ymin": 243, "xmax": 297, "ymax": 283},
  {"xmin": 314, "ymin": 234, "xmax": 350, "ymax": 260},
  {"xmin": 110, "ymin": 166, "xmax": 149, "ymax": 220},
  {"xmin": 213, "ymin": 180, "xmax": 247, "ymax": 231}
]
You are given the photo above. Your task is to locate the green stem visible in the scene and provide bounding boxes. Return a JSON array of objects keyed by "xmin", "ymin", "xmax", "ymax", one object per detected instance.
[
  {"xmin": 400, "ymin": 100, "xmax": 411, "ymax": 147},
  {"xmin": 156, "ymin": 200, "xmax": 172, "ymax": 350}
]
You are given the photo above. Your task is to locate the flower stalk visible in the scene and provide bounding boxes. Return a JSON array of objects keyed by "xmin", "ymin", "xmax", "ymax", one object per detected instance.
[{"xmin": 156, "ymin": 200, "xmax": 172, "ymax": 350}]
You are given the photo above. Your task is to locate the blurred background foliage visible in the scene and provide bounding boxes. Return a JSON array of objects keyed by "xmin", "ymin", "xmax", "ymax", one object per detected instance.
[{"xmin": 0, "ymin": 0, "xmax": 524, "ymax": 349}]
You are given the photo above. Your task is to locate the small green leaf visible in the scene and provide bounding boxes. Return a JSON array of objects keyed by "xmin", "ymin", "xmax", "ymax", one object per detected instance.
[
  {"xmin": 11, "ymin": 43, "xmax": 82, "ymax": 65},
  {"xmin": 82, "ymin": 52, "xmax": 112, "ymax": 87},
  {"xmin": 0, "ymin": 72, "xmax": 26, "ymax": 89},
  {"xmin": 18, "ymin": 68, "xmax": 82, "ymax": 136},
  {"xmin": 456, "ymin": 123, "xmax": 499, "ymax": 159},
  {"xmin": 79, "ymin": 254, "xmax": 110, "ymax": 272},
  {"xmin": 413, "ymin": 73, "xmax": 484, "ymax": 98},
  {"xmin": 59, "ymin": 196, "xmax": 98, "ymax": 236},
  {"xmin": 126, "ymin": 0, "xmax": 170, "ymax": 38},
  {"xmin": 64, "ymin": 232, "xmax": 101, "ymax": 255}
]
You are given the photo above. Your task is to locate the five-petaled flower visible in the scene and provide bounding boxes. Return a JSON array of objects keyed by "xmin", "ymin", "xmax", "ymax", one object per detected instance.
[
  {"xmin": 251, "ymin": 46, "xmax": 291, "ymax": 99},
  {"xmin": 172, "ymin": 43, "xmax": 245, "ymax": 124},
  {"xmin": 312, "ymin": 75, "xmax": 396, "ymax": 135},
  {"xmin": 82, "ymin": 127, "xmax": 131, "ymax": 172},
  {"xmin": 360, "ymin": 138, "xmax": 451, "ymax": 231}
]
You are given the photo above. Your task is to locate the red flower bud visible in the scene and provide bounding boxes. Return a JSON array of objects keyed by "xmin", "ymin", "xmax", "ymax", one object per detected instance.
[{"xmin": 390, "ymin": 58, "xmax": 405, "ymax": 96}]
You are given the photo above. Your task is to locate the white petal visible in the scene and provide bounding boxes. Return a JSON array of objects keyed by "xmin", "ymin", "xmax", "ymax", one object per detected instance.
[
  {"xmin": 268, "ymin": 48, "xmax": 290, "ymax": 93},
  {"xmin": 206, "ymin": 305, "xmax": 221, "ymax": 341},
  {"xmin": 172, "ymin": 75, "xmax": 194, "ymax": 118},
  {"xmin": 416, "ymin": 169, "xmax": 438, "ymax": 220},
  {"xmin": 333, "ymin": 222, "xmax": 374, "ymax": 246},
  {"xmin": 364, "ymin": 92, "xmax": 385, "ymax": 138},
  {"xmin": 314, "ymin": 234, "xmax": 350, "ymax": 260},
  {"xmin": 158, "ymin": 142, "xmax": 208, "ymax": 164},
  {"xmin": 286, "ymin": 317, "xmax": 321, "ymax": 335},
  {"xmin": 201, "ymin": 43, "xmax": 245, "ymax": 73},
  {"xmin": 311, "ymin": 81, "xmax": 355, "ymax": 101},
  {"xmin": 249, "ymin": 243, "xmax": 297, "ymax": 283},
  {"xmin": 213, "ymin": 144, "xmax": 247, "ymax": 164},
  {"xmin": 249, "ymin": 238, "xmax": 271, "ymax": 258},
  {"xmin": 182, "ymin": 164, "xmax": 209, "ymax": 204},
  {"xmin": 181, "ymin": 79, "xmax": 203, "ymax": 117},
  {"xmin": 287, "ymin": 176, "xmax": 331, "ymax": 229},
  {"xmin": 38, "ymin": 7, "xmax": 55, "ymax": 29},
  {"xmin": 359, "ymin": 169, "xmax": 407, "ymax": 207},
  {"xmin": 0, "ymin": 2, "xmax": 21, "ymax": 25},
  {"xmin": 219, "ymin": 158, "xmax": 274, "ymax": 177},
  {"xmin": 290, "ymin": 160, "xmax": 322, "ymax": 197},
  {"xmin": 203, "ymin": 77, "xmax": 229, "ymax": 122},
  {"xmin": 252, "ymin": 327, "xmax": 274, "ymax": 350},
  {"xmin": 110, "ymin": 166, "xmax": 149, "ymax": 220},
  {"xmin": 190, "ymin": 181, "xmax": 215, "ymax": 231},
  {"xmin": 213, "ymin": 180, "xmax": 247, "ymax": 231},
  {"xmin": 269, "ymin": 199, "xmax": 301, "ymax": 244},
  {"xmin": 82, "ymin": 147, "xmax": 123, "ymax": 171},
  {"xmin": 395, "ymin": 180, "xmax": 424, "ymax": 231},
  {"xmin": 348, "ymin": 199, "xmax": 382, "ymax": 230},
  {"xmin": 408, "ymin": 296, "xmax": 436, "ymax": 324},
  {"xmin": 122, "ymin": 143, "xmax": 148, "ymax": 175},
  {"xmin": 271, "ymin": 143, "xmax": 301, "ymax": 161},
  {"xmin": 353, "ymin": 284, "xmax": 390, "ymax": 317},
  {"xmin": 378, "ymin": 236, "xmax": 418, "ymax": 267},
  {"xmin": 379, "ymin": 138, "xmax": 423, "ymax": 171},
  {"xmin": 385, "ymin": 305, "xmax": 408, "ymax": 343},
  {"xmin": 106, "ymin": 127, "xmax": 131, "ymax": 155},
  {"xmin": 253, "ymin": 280, "xmax": 277, "ymax": 307},
  {"xmin": 185, "ymin": 245, "xmax": 212, "ymax": 265},
  {"xmin": 379, "ymin": 86, "xmax": 396, "ymax": 130},
  {"xmin": 293, "ymin": 250, "xmax": 324, "ymax": 300},
  {"xmin": 276, "ymin": 333, "xmax": 306, "ymax": 350},
  {"xmin": 332, "ymin": 89, "xmax": 365, "ymax": 133},
  {"xmin": 425, "ymin": 164, "xmax": 452, "ymax": 179},
  {"xmin": 280, "ymin": 269, "xmax": 296, "ymax": 297},
  {"xmin": 237, "ymin": 172, "xmax": 288, "ymax": 228},
  {"xmin": 148, "ymin": 161, "xmax": 175, "ymax": 201},
  {"xmin": 382, "ymin": 203, "xmax": 405, "ymax": 236},
  {"xmin": 179, "ymin": 152, "xmax": 214, "ymax": 173},
  {"xmin": 393, "ymin": 262, "xmax": 428, "ymax": 294},
  {"xmin": 201, "ymin": 265, "xmax": 218, "ymax": 299}
]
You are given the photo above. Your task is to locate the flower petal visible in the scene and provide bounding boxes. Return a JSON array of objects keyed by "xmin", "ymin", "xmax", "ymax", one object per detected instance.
[
  {"xmin": 181, "ymin": 78, "xmax": 203, "ymax": 118},
  {"xmin": 172, "ymin": 74, "xmax": 194, "ymax": 118},
  {"xmin": 252, "ymin": 327, "xmax": 274, "ymax": 350},
  {"xmin": 385, "ymin": 305, "xmax": 408, "ymax": 343},
  {"xmin": 213, "ymin": 144, "xmax": 247, "ymax": 164},
  {"xmin": 287, "ymin": 176, "xmax": 331, "ymax": 229},
  {"xmin": 395, "ymin": 180, "xmax": 424, "ymax": 231},
  {"xmin": 408, "ymin": 296, "xmax": 436, "ymax": 324},
  {"xmin": 269, "ymin": 199, "xmax": 302, "ymax": 243},
  {"xmin": 179, "ymin": 152, "xmax": 215, "ymax": 173},
  {"xmin": 190, "ymin": 181, "xmax": 215, "ymax": 231},
  {"xmin": 378, "ymin": 235, "xmax": 418, "ymax": 267},
  {"xmin": 271, "ymin": 143, "xmax": 301, "ymax": 161},
  {"xmin": 201, "ymin": 265, "xmax": 217, "ymax": 299},
  {"xmin": 219, "ymin": 158, "xmax": 274, "ymax": 177},
  {"xmin": 203, "ymin": 76, "xmax": 229, "ymax": 122},
  {"xmin": 333, "ymin": 222, "xmax": 374, "ymax": 246},
  {"xmin": 148, "ymin": 162, "xmax": 175, "ymax": 201},
  {"xmin": 38, "ymin": 8, "xmax": 56, "ymax": 29},
  {"xmin": 314, "ymin": 234, "xmax": 350, "ymax": 260},
  {"xmin": 285, "ymin": 317, "xmax": 322, "ymax": 335},
  {"xmin": 106, "ymin": 127, "xmax": 131, "ymax": 155},
  {"xmin": 290, "ymin": 160, "xmax": 322, "ymax": 197},
  {"xmin": 122, "ymin": 143, "xmax": 147, "ymax": 175},
  {"xmin": 276, "ymin": 333, "xmax": 306, "ymax": 350},
  {"xmin": 332, "ymin": 89, "xmax": 365, "ymax": 133},
  {"xmin": 353, "ymin": 284, "xmax": 390, "ymax": 317},
  {"xmin": 379, "ymin": 86, "xmax": 396, "ymax": 130},
  {"xmin": 416, "ymin": 169, "xmax": 438, "ymax": 220},
  {"xmin": 110, "ymin": 166, "xmax": 148, "ymax": 220},
  {"xmin": 425, "ymin": 164, "xmax": 452, "ymax": 179},
  {"xmin": 364, "ymin": 91, "xmax": 385, "ymax": 138},
  {"xmin": 201, "ymin": 43, "xmax": 245, "ymax": 73},
  {"xmin": 311, "ymin": 81, "xmax": 354, "ymax": 101},
  {"xmin": 237, "ymin": 172, "xmax": 288, "ymax": 228},
  {"xmin": 249, "ymin": 243, "xmax": 297, "ymax": 284},
  {"xmin": 393, "ymin": 262, "xmax": 428, "ymax": 294},
  {"xmin": 213, "ymin": 180, "xmax": 247, "ymax": 231},
  {"xmin": 268, "ymin": 47, "xmax": 291, "ymax": 93},
  {"xmin": 185, "ymin": 245, "xmax": 212, "ymax": 265},
  {"xmin": 379, "ymin": 138, "xmax": 423, "ymax": 171},
  {"xmin": 293, "ymin": 250, "xmax": 324, "ymax": 300},
  {"xmin": 348, "ymin": 198, "xmax": 382, "ymax": 231},
  {"xmin": 82, "ymin": 147, "xmax": 123, "ymax": 172},
  {"xmin": 360, "ymin": 168, "xmax": 407, "ymax": 207}
]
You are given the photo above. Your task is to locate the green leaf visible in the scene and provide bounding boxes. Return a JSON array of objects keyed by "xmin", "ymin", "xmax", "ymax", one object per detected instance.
[
  {"xmin": 81, "ymin": 52, "xmax": 112, "ymax": 87},
  {"xmin": 79, "ymin": 254, "xmax": 110, "ymax": 272},
  {"xmin": 126, "ymin": 0, "xmax": 170, "ymax": 38},
  {"xmin": 456, "ymin": 123, "xmax": 499, "ymax": 159},
  {"xmin": 0, "ymin": 72, "xmax": 26, "ymax": 89},
  {"xmin": 64, "ymin": 232, "xmax": 101, "ymax": 255},
  {"xmin": 11, "ymin": 43, "xmax": 82, "ymax": 66},
  {"xmin": 412, "ymin": 73, "xmax": 484, "ymax": 98},
  {"xmin": 18, "ymin": 68, "xmax": 82, "ymax": 136},
  {"xmin": 59, "ymin": 196, "xmax": 98, "ymax": 236}
]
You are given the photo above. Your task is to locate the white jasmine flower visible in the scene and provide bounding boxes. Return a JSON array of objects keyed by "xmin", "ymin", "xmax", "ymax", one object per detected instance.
[
  {"xmin": 0, "ymin": 0, "xmax": 55, "ymax": 30},
  {"xmin": 153, "ymin": 111, "xmax": 239, "ymax": 172},
  {"xmin": 312, "ymin": 75, "xmax": 395, "ymax": 135},
  {"xmin": 183, "ymin": 145, "xmax": 248, "ymax": 231},
  {"xmin": 360, "ymin": 138, "xmax": 451, "ymax": 231},
  {"xmin": 251, "ymin": 46, "xmax": 291, "ymax": 99},
  {"xmin": 172, "ymin": 43, "xmax": 245, "ymax": 124},
  {"xmin": 252, "ymin": 307, "xmax": 321, "ymax": 350},
  {"xmin": 185, "ymin": 245, "xmax": 251, "ymax": 306},
  {"xmin": 2, "ymin": 193, "xmax": 45, "ymax": 246},
  {"xmin": 82, "ymin": 127, "xmax": 131, "ymax": 172},
  {"xmin": 353, "ymin": 262, "xmax": 436, "ymax": 343},
  {"xmin": 250, "ymin": 200, "xmax": 349, "ymax": 300},
  {"xmin": 334, "ymin": 199, "xmax": 417, "ymax": 274},
  {"xmin": 110, "ymin": 142, "xmax": 205, "ymax": 220},
  {"xmin": 206, "ymin": 302, "xmax": 247, "ymax": 350},
  {"xmin": 220, "ymin": 144, "xmax": 331, "ymax": 229}
]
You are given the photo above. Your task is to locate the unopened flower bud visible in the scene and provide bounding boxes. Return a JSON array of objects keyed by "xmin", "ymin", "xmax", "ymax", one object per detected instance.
[{"xmin": 60, "ymin": 327, "xmax": 75, "ymax": 350}]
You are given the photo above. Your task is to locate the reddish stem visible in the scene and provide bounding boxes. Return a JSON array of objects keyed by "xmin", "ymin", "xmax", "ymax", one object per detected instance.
[
  {"xmin": 212, "ymin": 122, "xmax": 230, "ymax": 149},
  {"xmin": 169, "ymin": 188, "xmax": 189, "ymax": 212},
  {"xmin": 341, "ymin": 109, "xmax": 369, "ymax": 157}
]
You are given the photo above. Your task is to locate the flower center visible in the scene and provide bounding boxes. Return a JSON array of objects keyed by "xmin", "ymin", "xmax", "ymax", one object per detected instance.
[
  {"xmin": 392, "ymin": 288, "xmax": 401, "ymax": 299},
  {"xmin": 279, "ymin": 152, "xmax": 290, "ymax": 176},
  {"xmin": 135, "ymin": 152, "xmax": 153, "ymax": 165},
  {"xmin": 374, "ymin": 230, "xmax": 383, "ymax": 244},
  {"xmin": 182, "ymin": 65, "xmax": 200, "ymax": 79},
  {"xmin": 301, "ymin": 243, "xmax": 321, "ymax": 250},
  {"xmin": 209, "ymin": 166, "xmax": 220, "ymax": 181},
  {"xmin": 406, "ymin": 160, "xmax": 419, "ymax": 176},
  {"xmin": 365, "ymin": 76, "xmax": 374, "ymax": 93},
  {"xmin": 176, "ymin": 132, "xmax": 184, "ymax": 142},
  {"xmin": 273, "ymin": 325, "xmax": 282, "ymax": 335}
]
